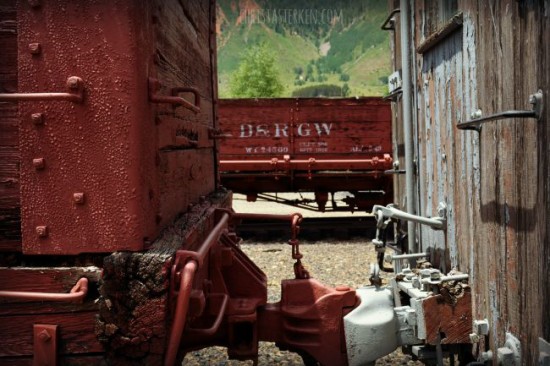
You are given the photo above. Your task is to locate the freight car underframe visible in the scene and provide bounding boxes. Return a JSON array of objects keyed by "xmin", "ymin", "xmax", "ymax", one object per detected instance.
[
  {"xmin": 0, "ymin": 192, "xmax": 475, "ymax": 365},
  {"xmin": 220, "ymin": 154, "xmax": 394, "ymax": 212}
]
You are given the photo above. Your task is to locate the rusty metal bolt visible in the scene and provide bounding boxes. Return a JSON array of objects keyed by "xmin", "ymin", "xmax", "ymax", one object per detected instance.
[
  {"xmin": 66, "ymin": 76, "xmax": 82, "ymax": 90},
  {"xmin": 33, "ymin": 158, "xmax": 45, "ymax": 170},
  {"xmin": 38, "ymin": 329, "xmax": 51, "ymax": 342},
  {"xmin": 73, "ymin": 192, "xmax": 85, "ymax": 204},
  {"xmin": 36, "ymin": 225, "xmax": 48, "ymax": 238},
  {"xmin": 28, "ymin": 0, "xmax": 41, "ymax": 8},
  {"xmin": 28, "ymin": 43, "xmax": 41, "ymax": 55},
  {"xmin": 31, "ymin": 112, "xmax": 44, "ymax": 125}
]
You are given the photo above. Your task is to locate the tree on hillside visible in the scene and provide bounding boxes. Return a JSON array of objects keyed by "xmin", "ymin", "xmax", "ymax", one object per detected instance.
[{"xmin": 229, "ymin": 43, "xmax": 284, "ymax": 98}]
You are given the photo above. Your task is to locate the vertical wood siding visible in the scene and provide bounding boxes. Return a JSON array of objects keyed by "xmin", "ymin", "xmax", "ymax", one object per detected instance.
[{"xmin": 404, "ymin": 0, "xmax": 549, "ymax": 360}]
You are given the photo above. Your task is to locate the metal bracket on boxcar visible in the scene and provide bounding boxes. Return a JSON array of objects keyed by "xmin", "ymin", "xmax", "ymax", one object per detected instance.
[
  {"xmin": 0, "ymin": 76, "xmax": 84, "ymax": 103},
  {"xmin": 457, "ymin": 90, "xmax": 543, "ymax": 131},
  {"xmin": 148, "ymin": 77, "xmax": 201, "ymax": 113}
]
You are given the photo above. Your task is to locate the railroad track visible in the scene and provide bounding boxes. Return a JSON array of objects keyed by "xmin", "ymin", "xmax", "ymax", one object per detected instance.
[{"xmin": 234, "ymin": 215, "xmax": 378, "ymax": 242}]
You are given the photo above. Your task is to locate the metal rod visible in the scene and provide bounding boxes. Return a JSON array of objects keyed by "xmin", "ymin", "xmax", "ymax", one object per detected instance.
[
  {"xmin": 164, "ymin": 260, "xmax": 197, "ymax": 366},
  {"xmin": 372, "ymin": 204, "xmax": 446, "ymax": 230},
  {"xmin": 457, "ymin": 110, "xmax": 537, "ymax": 131},
  {"xmin": 457, "ymin": 90, "xmax": 543, "ymax": 131},
  {"xmin": 186, "ymin": 293, "xmax": 229, "ymax": 336},
  {"xmin": 171, "ymin": 86, "xmax": 201, "ymax": 112},
  {"xmin": 0, "ymin": 92, "xmax": 83, "ymax": 103},
  {"xmin": 219, "ymin": 156, "xmax": 393, "ymax": 171},
  {"xmin": 400, "ymin": 0, "xmax": 417, "ymax": 252},
  {"xmin": 381, "ymin": 8, "xmax": 400, "ymax": 30},
  {"xmin": 148, "ymin": 78, "xmax": 200, "ymax": 114},
  {"xmin": 389, "ymin": 252, "xmax": 429, "ymax": 261},
  {"xmin": 195, "ymin": 212, "xmax": 229, "ymax": 262},
  {"xmin": 0, "ymin": 277, "xmax": 88, "ymax": 303}
]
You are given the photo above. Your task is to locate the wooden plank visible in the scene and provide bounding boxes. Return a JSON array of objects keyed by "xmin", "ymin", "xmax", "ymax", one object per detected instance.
[
  {"xmin": 422, "ymin": 289, "xmax": 472, "ymax": 345},
  {"xmin": 0, "ymin": 311, "xmax": 103, "ymax": 356},
  {"xmin": 407, "ymin": 0, "xmax": 549, "ymax": 361},
  {"xmin": 0, "ymin": 0, "xmax": 20, "ymax": 251}
]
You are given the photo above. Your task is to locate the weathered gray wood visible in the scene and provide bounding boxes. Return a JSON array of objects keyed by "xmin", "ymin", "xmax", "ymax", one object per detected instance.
[{"xmin": 399, "ymin": 0, "xmax": 549, "ymax": 361}]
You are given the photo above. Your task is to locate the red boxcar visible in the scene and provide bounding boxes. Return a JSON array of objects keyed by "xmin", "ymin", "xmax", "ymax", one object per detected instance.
[{"xmin": 218, "ymin": 98, "xmax": 393, "ymax": 211}]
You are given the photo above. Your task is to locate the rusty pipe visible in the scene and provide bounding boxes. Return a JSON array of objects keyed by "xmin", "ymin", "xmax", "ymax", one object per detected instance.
[
  {"xmin": 0, "ymin": 277, "xmax": 88, "ymax": 303},
  {"xmin": 165, "ymin": 260, "xmax": 197, "ymax": 366}
]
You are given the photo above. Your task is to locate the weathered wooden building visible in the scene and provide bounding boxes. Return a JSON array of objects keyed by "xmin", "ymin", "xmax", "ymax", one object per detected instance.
[{"xmin": 386, "ymin": 0, "xmax": 549, "ymax": 362}]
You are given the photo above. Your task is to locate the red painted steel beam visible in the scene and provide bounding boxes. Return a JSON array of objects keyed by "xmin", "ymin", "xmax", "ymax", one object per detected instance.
[{"xmin": 219, "ymin": 155, "xmax": 392, "ymax": 172}]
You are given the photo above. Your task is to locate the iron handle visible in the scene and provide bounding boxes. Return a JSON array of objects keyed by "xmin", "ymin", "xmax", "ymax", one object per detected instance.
[
  {"xmin": 381, "ymin": 8, "xmax": 400, "ymax": 30},
  {"xmin": 0, "ymin": 277, "xmax": 88, "ymax": 303},
  {"xmin": 457, "ymin": 90, "xmax": 543, "ymax": 131},
  {"xmin": 148, "ymin": 78, "xmax": 200, "ymax": 113},
  {"xmin": 171, "ymin": 86, "xmax": 201, "ymax": 113},
  {"xmin": 0, "ymin": 76, "xmax": 84, "ymax": 103}
]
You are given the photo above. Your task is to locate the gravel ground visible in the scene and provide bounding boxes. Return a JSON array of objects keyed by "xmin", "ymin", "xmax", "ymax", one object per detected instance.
[{"xmin": 184, "ymin": 239, "xmax": 423, "ymax": 365}]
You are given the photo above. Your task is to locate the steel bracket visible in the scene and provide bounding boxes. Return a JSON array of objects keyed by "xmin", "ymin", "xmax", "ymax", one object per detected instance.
[
  {"xmin": 33, "ymin": 324, "xmax": 58, "ymax": 366},
  {"xmin": 458, "ymin": 90, "xmax": 544, "ymax": 131}
]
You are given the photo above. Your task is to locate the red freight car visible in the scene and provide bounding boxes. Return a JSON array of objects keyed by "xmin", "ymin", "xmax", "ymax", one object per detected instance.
[
  {"xmin": 218, "ymin": 98, "xmax": 393, "ymax": 211},
  {"xmin": 0, "ymin": 0, "xmax": 233, "ymax": 364},
  {"xmin": 0, "ymin": 2, "xmax": 364, "ymax": 365}
]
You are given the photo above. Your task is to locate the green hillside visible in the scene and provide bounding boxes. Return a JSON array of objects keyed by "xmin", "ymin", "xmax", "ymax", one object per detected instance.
[{"xmin": 217, "ymin": 0, "xmax": 391, "ymax": 98}]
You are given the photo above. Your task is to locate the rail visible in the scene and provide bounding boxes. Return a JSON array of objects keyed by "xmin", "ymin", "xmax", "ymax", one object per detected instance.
[{"xmin": 0, "ymin": 277, "xmax": 88, "ymax": 303}]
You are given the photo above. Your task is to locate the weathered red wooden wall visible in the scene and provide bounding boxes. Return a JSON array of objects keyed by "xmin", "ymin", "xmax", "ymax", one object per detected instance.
[
  {"xmin": 0, "ymin": 0, "xmax": 222, "ymax": 363},
  {"xmin": 392, "ymin": 0, "xmax": 549, "ymax": 361},
  {"xmin": 0, "ymin": 0, "xmax": 219, "ymax": 255},
  {"xmin": 218, "ymin": 98, "xmax": 392, "ymax": 161}
]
